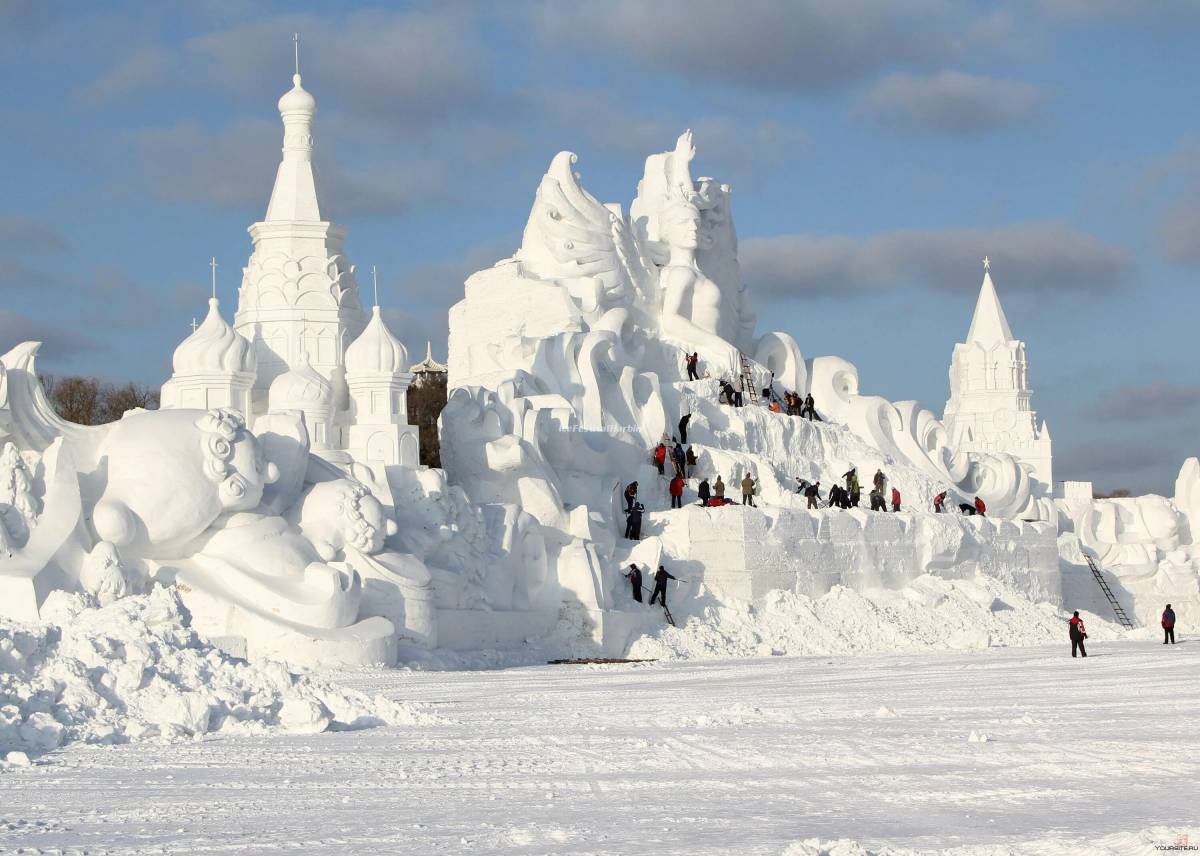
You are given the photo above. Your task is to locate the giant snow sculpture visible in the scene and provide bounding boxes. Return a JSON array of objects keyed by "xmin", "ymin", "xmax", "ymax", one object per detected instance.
[
  {"xmin": 0, "ymin": 68, "xmax": 557, "ymax": 661},
  {"xmin": 445, "ymin": 131, "xmax": 1050, "ymax": 630}
]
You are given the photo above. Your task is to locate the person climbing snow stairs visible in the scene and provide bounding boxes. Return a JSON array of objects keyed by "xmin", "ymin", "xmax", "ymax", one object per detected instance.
[{"xmin": 1083, "ymin": 552, "xmax": 1136, "ymax": 629}]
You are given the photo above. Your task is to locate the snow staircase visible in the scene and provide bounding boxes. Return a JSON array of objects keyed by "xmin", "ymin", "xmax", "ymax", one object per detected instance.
[
  {"xmin": 1083, "ymin": 553, "xmax": 1136, "ymax": 629},
  {"xmin": 738, "ymin": 352, "xmax": 758, "ymax": 404}
]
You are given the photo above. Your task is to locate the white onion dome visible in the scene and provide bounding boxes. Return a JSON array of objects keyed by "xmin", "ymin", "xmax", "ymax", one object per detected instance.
[
  {"xmin": 345, "ymin": 306, "xmax": 409, "ymax": 375},
  {"xmin": 268, "ymin": 354, "xmax": 332, "ymax": 412},
  {"xmin": 278, "ymin": 73, "xmax": 316, "ymax": 114},
  {"xmin": 172, "ymin": 298, "xmax": 256, "ymax": 375}
]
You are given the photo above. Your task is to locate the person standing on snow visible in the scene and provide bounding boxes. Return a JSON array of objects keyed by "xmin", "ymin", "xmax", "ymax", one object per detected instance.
[
  {"xmin": 623, "ymin": 564, "xmax": 643, "ymax": 603},
  {"xmin": 891, "ymin": 487, "xmax": 901, "ymax": 512},
  {"xmin": 1162, "ymin": 604, "xmax": 1176, "ymax": 645},
  {"xmin": 625, "ymin": 502, "xmax": 645, "ymax": 541},
  {"xmin": 713, "ymin": 475, "xmax": 726, "ymax": 500},
  {"xmin": 805, "ymin": 480, "xmax": 822, "ymax": 509},
  {"xmin": 933, "ymin": 491, "xmax": 947, "ymax": 513},
  {"xmin": 649, "ymin": 565, "xmax": 677, "ymax": 607},
  {"xmin": 686, "ymin": 352, "xmax": 700, "ymax": 381},
  {"xmin": 802, "ymin": 393, "xmax": 817, "ymax": 421},
  {"xmin": 873, "ymin": 469, "xmax": 887, "ymax": 496},
  {"xmin": 672, "ymin": 442, "xmax": 686, "ymax": 478},
  {"xmin": 678, "ymin": 413, "xmax": 691, "ymax": 445},
  {"xmin": 652, "ymin": 442, "xmax": 667, "ymax": 475},
  {"xmin": 697, "ymin": 477, "xmax": 711, "ymax": 505},
  {"xmin": 669, "ymin": 474, "xmax": 685, "ymax": 509},
  {"xmin": 974, "ymin": 496, "xmax": 987, "ymax": 517},
  {"xmin": 685, "ymin": 445, "xmax": 697, "ymax": 476},
  {"xmin": 1069, "ymin": 611, "xmax": 1088, "ymax": 658},
  {"xmin": 623, "ymin": 481, "xmax": 638, "ymax": 514},
  {"xmin": 741, "ymin": 473, "xmax": 756, "ymax": 507}
]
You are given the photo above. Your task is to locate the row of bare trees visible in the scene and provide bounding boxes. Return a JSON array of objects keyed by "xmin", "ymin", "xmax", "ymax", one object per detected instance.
[{"xmin": 38, "ymin": 375, "xmax": 160, "ymax": 425}]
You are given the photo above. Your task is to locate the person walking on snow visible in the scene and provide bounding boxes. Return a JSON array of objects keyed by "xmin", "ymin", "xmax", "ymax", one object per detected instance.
[
  {"xmin": 974, "ymin": 495, "xmax": 987, "ymax": 517},
  {"xmin": 713, "ymin": 475, "xmax": 726, "ymax": 499},
  {"xmin": 652, "ymin": 442, "xmax": 666, "ymax": 475},
  {"xmin": 1069, "ymin": 611, "xmax": 1088, "ymax": 658},
  {"xmin": 623, "ymin": 564, "xmax": 643, "ymax": 603},
  {"xmin": 891, "ymin": 487, "xmax": 901, "ymax": 512},
  {"xmin": 1162, "ymin": 604, "xmax": 1176, "ymax": 644},
  {"xmin": 697, "ymin": 477, "xmax": 711, "ymax": 505},
  {"xmin": 741, "ymin": 473, "xmax": 756, "ymax": 507},
  {"xmin": 686, "ymin": 352, "xmax": 699, "ymax": 381},
  {"xmin": 934, "ymin": 490, "xmax": 947, "ymax": 513},
  {"xmin": 623, "ymin": 481, "xmax": 638, "ymax": 514},
  {"xmin": 649, "ymin": 565, "xmax": 677, "ymax": 607},
  {"xmin": 624, "ymin": 502, "xmax": 644, "ymax": 541},
  {"xmin": 669, "ymin": 475, "xmax": 685, "ymax": 509},
  {"xmin": 678, "ymin": 413, "xmax": 691, "ymax": 445},
  {"xmin": 805, "ymin": 480, "xmax": 822, "ymax": 509}
]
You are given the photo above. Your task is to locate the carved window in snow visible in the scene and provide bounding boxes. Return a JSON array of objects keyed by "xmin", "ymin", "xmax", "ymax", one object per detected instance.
[{"xmin": 367, "ymin": 431, "xmax": 395, "ymax": 465}]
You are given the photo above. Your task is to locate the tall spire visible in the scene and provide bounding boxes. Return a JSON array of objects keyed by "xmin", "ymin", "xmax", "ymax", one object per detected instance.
[
  {"xmin": 265, "ymin": 38, "xmax": 321, "ymax": 223},
  {"xmin": 965, "ymin": 256, "xmax": 1014, "ymax": 347}
]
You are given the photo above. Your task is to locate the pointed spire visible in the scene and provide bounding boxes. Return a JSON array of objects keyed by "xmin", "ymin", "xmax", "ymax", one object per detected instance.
[
  {"xmin": 209, "ymin": 256, "xmax": 218, "ymax": 299},
  {"xmin": 966, "ymin": 257, "xmax": 1014, "ymax": 347},
  {"xmin": 265, "ymin": 37, "xmax": 321, "ymax": 223},
  {"xmin": 372, "ymin": 265, "xmax": 379, "ymax": 308}
]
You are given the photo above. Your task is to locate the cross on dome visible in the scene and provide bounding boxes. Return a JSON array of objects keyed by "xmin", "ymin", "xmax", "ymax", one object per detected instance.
[
  {"xmin": 372, "ymin": 265, "xmax": 379, "ymax": 307},
  {"xmin": 983, "ymin": 255, "xmax": 990, "ymax": 272},
  {"xmin": 209, "ymin": 256, "xmax": 218, "ymax": 299},
  {"xmin": 293, "ymin": 32, "xmax": 300, "ymax": 76}
]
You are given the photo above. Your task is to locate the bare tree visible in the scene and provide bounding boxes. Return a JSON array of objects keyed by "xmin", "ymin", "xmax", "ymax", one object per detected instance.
[
  {"xmin": 48, "ymin": 376, "xmax": 102, "ymax": 425},
  {"xmin": 100, "ymin": 382, "xmax": 160, "ymax": 422}
]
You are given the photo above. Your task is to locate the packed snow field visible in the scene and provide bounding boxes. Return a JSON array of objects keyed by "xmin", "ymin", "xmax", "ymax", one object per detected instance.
[{"xmin": 1, "ymin": 640, "xmax": 1194, "ymax": 854}]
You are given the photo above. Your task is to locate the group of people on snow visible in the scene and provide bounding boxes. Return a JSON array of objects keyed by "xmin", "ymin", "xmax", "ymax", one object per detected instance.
[{"xmin": 1064, "ymin": 604, "xmax": 1178, "ymax": 657}]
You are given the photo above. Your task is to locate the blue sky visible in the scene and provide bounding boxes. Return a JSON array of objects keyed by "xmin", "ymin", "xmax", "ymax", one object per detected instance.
[{"xmin": 1, "ymin": 0, "xmax": 1198, "ymax": 495}]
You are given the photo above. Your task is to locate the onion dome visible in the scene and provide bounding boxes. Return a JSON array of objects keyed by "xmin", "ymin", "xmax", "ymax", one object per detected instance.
[
  {"xmin": 278, "ymin": 73, "xmax": 316, "ymax": 114},
  {"xmin": 172, "ymin": 298, "xmax": 255, "ymax": 375},
  {"xmin": 345, "ymin": 306, "xmax": 409, "ymax": 375},
  {"xmin": 268, "ymin": 354, "xmax": 332, "ymax": 412}
]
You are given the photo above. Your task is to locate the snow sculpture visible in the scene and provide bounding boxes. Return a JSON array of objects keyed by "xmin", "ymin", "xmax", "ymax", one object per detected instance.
[
  {"xmin": 160, "ymin": 296, "xmax": 256, "ymax": 413},
  {"xmin": 445, "ymin": 130, "xmax": 1047, "ymax": 645},
  {"xmin": 943, "ymin": 259, "xmax": 1053, "ymax": 496},
  {"xmin": 1056, "ymin": 464, "xmax": 1200, "ymax": 625},
  {"xmin": 345, "ymin": 305, "xmax": 419, "ymax": 468}
]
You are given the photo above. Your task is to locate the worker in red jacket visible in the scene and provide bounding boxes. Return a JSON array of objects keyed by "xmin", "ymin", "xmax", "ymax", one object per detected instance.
[
  {"xmin": 974, "ymin": 496, "xmax": 987, "ymax": 517},
  {"xmin": 1162, "ymin": 604, "xmax": 1176, "ymax": 645},
  {"xmin": 669, "ymin": 475, "xmax": 685, "ymax": 509},
  {"xmin": 1068, "ymin": 611, "xmax": 1088, "ymax": 658},
  {"xmin": 891, "ymin": 487, "xmax": 901, "ymax": 512}
]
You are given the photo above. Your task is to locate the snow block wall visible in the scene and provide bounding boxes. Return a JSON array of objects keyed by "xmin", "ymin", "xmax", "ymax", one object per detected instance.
[{"xmin": 652, "ymin": 507, "xmax": 1059, "ymax": 605}]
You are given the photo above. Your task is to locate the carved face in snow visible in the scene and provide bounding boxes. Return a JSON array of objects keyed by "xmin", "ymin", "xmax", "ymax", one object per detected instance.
[
  {"xmin": 294, "ymin": 479, "xmax": 399, "ymax": 560},
  {"xmin": 659, "ymin": 198, "xmax": 701, "ymax": 251}
]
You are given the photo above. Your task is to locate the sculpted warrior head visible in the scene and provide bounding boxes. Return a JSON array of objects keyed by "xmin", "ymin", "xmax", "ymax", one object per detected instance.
[{"xmin": 658, "ymin": 195, "xmax": 702, "ymax": 254}]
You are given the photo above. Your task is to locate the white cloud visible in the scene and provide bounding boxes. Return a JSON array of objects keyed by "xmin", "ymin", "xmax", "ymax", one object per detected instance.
[
  {"xmin": 740, "ymin": 223, "xmax": 1132, "ymax": 298},
  {"xmin": 856, "ymin": 71, "xmax": 1043, "ymax": 135}
]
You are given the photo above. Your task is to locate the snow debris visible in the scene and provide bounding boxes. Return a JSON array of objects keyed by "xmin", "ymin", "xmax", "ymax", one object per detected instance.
[
  {"xmin": 628, "ymin": 574, "xmax": 1123, "ymax": 661},
  {"xmin": 968, "ymin": 730, "xmax": 990, "ymax": 743},
  {"xmin": 0, "ymin": 587, "xmax": 431, "ymax": 756}
]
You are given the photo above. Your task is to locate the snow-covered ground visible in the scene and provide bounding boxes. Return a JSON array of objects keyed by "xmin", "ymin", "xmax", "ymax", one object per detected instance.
[{"xmin": 1, "ymin": 640, "xmax": 1195, "ymax": 854}]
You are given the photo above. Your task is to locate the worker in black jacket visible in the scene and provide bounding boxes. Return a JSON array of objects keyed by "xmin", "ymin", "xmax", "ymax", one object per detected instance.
[
  {"xmin": 649, "ymin": 565, "xmax": 676, "ymax": 607},
  {"xmin": 623, "ymin": 564, "xmax": 643, "ymax": 603}
]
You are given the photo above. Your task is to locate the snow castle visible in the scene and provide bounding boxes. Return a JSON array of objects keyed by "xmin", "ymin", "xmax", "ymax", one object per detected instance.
[{"xmin": 3, "ymin": 64, "xmax": 1198, "ymax": 661}]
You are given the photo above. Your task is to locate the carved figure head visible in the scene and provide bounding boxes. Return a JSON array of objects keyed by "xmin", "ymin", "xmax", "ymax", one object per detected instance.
[
  {"xmin": 658, "ymin": 196, "xmax": 701, "ymax": 251},
  {"xmin": 195, "ymin": 408, "xmax": 280, "ymax": 511}
]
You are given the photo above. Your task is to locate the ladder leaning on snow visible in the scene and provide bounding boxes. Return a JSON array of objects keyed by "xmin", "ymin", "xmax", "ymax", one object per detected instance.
[
  {"xmin": 1082, "ymin": 552, "xmax": 1136, "ymax": 629},
  {"xmin": 737, "ymin": 352, "xmax": 759, "ymax": 404}
]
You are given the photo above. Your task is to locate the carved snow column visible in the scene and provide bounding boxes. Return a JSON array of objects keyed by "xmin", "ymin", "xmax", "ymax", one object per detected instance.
[
  {"xmin": 943, "ymin": 260, "xmax": 1053, "ymax": 497},
  {"xmin": 161, "ymin": 298, "xmax": 256, "ymax": 415},
  {"xmin": 232, "ymin": 71, "xmax": 366, "ymax": 423},
  {"xmin": 345, "ymin": 306, "xmax": 419, "ymax": 469},
  {"xmin": 268, "ymin": 356, "xmax": 334, "ymax": 451}
]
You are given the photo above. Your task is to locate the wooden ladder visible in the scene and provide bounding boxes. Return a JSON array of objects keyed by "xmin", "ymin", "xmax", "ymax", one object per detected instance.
[
  {"xmin": 738, "ymin": 352, "xmax": 758, "ymax": 404},
  {"xmin": 661, "ymin": 603, "xmax": 676, "ymax": 627},
  {"xmin": 1083, "ymin": 552, "xmax": 1136, "ymax": 629}
]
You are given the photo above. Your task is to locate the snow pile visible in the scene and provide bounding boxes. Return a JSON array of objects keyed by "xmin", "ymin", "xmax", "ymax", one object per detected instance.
[
  {"xmin": 0, "ymin": 587, "xmax": 429, "ymax": 757},
  {"xmin": 629, "ymin": 574, "xmax": 1124, "ymax": 660}
]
